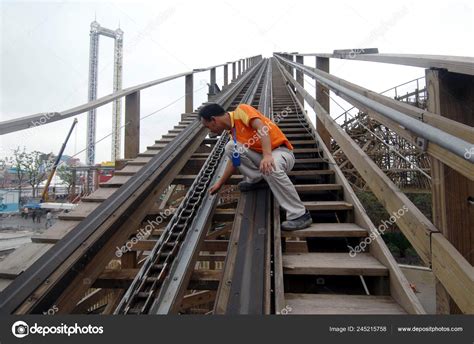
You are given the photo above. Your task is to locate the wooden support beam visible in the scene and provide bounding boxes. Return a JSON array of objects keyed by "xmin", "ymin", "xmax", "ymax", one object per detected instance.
[
  {"xmin": 296, "ymin": 55, "xmax": 304, "ymax": 106},
  {"xmin": 315, "ymin": 56, "xmax": 331, "ymax": 149},
  {"xmin": 72, "ymin": 288, "xmax": 108, "ymax": 314},
  {"xmin": 427, "ymin": 69, "xmax": 474, "ymax": 314},
  {"xmin": 188, "ymin": 270, "xmax": 222, "ymax": 290},
  {"xmin": 185, "ymin": 74, "xmax": 193, "ymax": 113},
  {"xmin": 223, "ymin": 64, "xmax": 229, "ymax": 86},
  {"xmin": 180, "ymin": 291, "xmax": 216, "ymax": 312},
  {"xmin": 124, "ymin": 91, "xmax": 140, "ymax": 159}
]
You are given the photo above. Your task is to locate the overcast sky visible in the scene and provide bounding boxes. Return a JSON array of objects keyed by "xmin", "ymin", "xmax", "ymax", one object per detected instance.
[{"xmin": 1, "ymin": 0, "xmax": 473, "ymax": 164}]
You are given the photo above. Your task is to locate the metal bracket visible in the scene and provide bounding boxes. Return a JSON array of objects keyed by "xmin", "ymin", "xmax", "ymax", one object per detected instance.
[{"xmin": 415, "ymin": 137, "xmax": 428, "ymax": 151}]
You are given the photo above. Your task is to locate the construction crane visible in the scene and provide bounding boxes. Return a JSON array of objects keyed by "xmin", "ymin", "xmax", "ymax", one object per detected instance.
[{"xmin": 40, "ymin": 118, "xmax": 78, "ymax": 202}]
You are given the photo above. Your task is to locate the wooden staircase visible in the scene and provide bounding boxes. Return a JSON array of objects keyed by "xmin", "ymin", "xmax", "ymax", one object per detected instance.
[{"xmin": 271, "ymin": 60, "xmax": 425, "ymax": 315}]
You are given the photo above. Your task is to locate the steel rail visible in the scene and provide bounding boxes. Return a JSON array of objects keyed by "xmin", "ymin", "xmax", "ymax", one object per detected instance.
[
  {"xmin": 114, "ymin": 60, "xmax": 266, "ymax": 314},
  {"xmin": 0, "ymin": 60, "xmax": 262, "ymax": 315}
]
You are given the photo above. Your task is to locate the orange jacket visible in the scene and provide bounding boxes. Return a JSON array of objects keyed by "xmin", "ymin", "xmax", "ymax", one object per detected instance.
[{"xmin": 227, "ymin": 104, "xmax": 293, "ymax": 153}]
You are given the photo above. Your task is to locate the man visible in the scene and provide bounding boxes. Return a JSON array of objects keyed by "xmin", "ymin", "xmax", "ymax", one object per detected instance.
[
  {"xmin": 199, "ymin": 103, "xmax": 312, "ymax": 231},
  {"xmin": 45, "ymin": 211, "xmax": 52, "ymax": 229}
]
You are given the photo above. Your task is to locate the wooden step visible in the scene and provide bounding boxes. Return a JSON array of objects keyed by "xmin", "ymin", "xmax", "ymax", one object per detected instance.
[
  {"xmin": 174, "ymin": 171, "xmax": 334, "ymax": 186},
  {"xmin": 128, "ymin": 157, "xmax": 152, "ymax": 165},
  {"xmin": 294, "ymin": 158, "xmax": 326, "ymax": 164},
  {"xmin": 100, "ymin": 175, "xmax": 131, "ymax": 187},
  {"xmin": 114, "ymin": 165, "xmax": 143, "ymax": 176},
  {"xmin": 32, "ymin": 220, "xmax": 81, "ymax": 243},
  {"xmin": 278, "ymin": 123, "xmax": 309, "ymax": 128},
  {"xmin": 0, "ymin": 243, "xmax": 53, "ymax": 279},
  {"xmin": 146, "ymin": 144, "xmax": 167, "ymax": 150},
  {"xmin": 137, "ymin": 150, "xmax": 160, "ymax": 157},
  {"xmin": 289, "ymin": 140, "xmax": 317, "ymax": 145},
  {"xmin": 81, "ymin": 187, "xmax": 118, "ymax": 202},
  {"xmin": 58, "ymin": 202, "xmax": 101, "ymax": 221},
  {"xmin": 285, "ymin": 294, "xmax": 406, "ymax": 314},
  {"xmin": 290, "ymin": 170, "xmax": 334, "ymax": 176},
  {"xmin": 282, "ymin": 223, "xmax": 367, "ymax": 238},
  {"xmin": 283, "ymin": 252, "xmax": 388, "ymax": 276},
  {"xmin": 281, "ymin": 128, "xmax": 310, "ymax": 132},
  {"xmin": 284, "ymin": 134, "xmax": 313, "ymax": 139},
  {"xmin": 292, "ymin": 148, "xmax": 322, "ymax": 154},
  {"xmin": 303, "ymin": 201, "xmax": 353, "ymax": 211},
  {"xmin": 294, "ymin": 184, "xmax": 342, "ymax": 193}
]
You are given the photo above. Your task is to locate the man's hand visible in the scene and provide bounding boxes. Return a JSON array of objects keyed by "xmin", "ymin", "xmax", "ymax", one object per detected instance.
[
  {"xmin": 209, "ymin": 181, "xmax": 223, "ymax": 195},
  {"xmin": 260, "ymin": 154, "xmax": 275, "ymax": 175}
]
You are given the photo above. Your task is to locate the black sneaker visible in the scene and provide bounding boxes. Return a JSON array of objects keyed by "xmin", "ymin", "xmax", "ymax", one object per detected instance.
[
  {"xmin": 281, "ymin": 210, "xmax": 312, "ymax": 231},
  {"xmin": 238, "ymin": 179, "xmax": 268, "ymax": 192}
]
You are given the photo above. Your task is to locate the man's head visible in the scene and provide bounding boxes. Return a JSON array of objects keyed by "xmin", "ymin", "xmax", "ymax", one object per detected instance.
[{"xmin": 198, "ymin": 103, "xmax": 229, "ymax": 135}]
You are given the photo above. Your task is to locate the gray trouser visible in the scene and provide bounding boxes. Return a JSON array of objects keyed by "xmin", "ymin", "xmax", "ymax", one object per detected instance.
[{"xmin": 225, "ymin": 141, "xmax": 306, "ymax": 220}]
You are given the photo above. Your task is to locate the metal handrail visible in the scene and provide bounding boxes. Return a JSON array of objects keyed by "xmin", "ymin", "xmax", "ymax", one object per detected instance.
[
  {"xmin": 0, "ymin": 55, "xmax": 262, "ymax": 135},
  {"xmin": 275, "ymin": 54, "xmax": 474, "ymax": 163}
]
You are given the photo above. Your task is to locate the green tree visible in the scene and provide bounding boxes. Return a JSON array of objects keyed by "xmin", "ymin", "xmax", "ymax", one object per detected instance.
[
  {"xmin": 22, "ymin": 151, "xmax": 54, "ymax": 198},
  {"xmin": 12, "ymin": 147, "xmax": 28, "ymax": 206},
  {"xmin": 57, "ymin": 164, "xmax": 75, "ymax": 197}
]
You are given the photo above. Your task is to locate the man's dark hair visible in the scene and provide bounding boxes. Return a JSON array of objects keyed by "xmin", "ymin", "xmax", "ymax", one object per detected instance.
[{"xmin": 198, "ymin": 103, "xmax": 226, "ymax": 121}]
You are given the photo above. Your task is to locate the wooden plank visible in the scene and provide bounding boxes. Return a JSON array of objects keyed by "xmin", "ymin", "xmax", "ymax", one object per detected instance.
[
  {"xmin": 197, "ymin": 254, "xmax": 226, "ymax": 262},
  {"xmin": 93, "ymin": 269, "xmax": 138, "ymax": 289},
  {"xmin": 72, "ymin": 288, "xmax": 108, "ymax": 314},
  {"xmin": 213, "ymin": 195, "xmax": 246, "ymax": 313},
  {"xmin": 213, "ymin": 209, "xmax": 235, "ymax": 222},
  {"xmin": 294, "ymin": 184, "xmax": 342, "ymax": 193},
  {"xmin": 180, "ymin": 291, "xmax": 216, "ymax": 311},
  {"xmin": 0, "ymin": 243, "xmax": 53, "ymax": 278},
  {"xmin": 273, "ymin": 199, "xmax": 286, "ymax": 314},
  {"xmin": 81, "ymin": 187, "xmax": 118, "ymax": 202},
  {"xmin": 302, "ymin": 201, "xmax": 353, "ymax": 211},
  {"xmin": 58, "ymin": 202, "xmax": 101, "ymax": 221},
  {"xmin": 283, "ymin": 252, "xmax": 388, "ymax": 276},
  {"xmin": 289, "ymin": 170, "xmax": 334, "ymax": 176},
  {"xmin": 114, "ymin": 164, "xmax": 144, "ymax": 176},
  {"xmin": 128, "ymin": 157, "xmax": 152, "ymax": 165},
  {"xmin": 189, "ymin": 270, "xmax": 222, "ymax": 291},
  {"xmin": 292, "ymin": 148, "xmax": 322, "ymax": 153},
  {"xmin": 282, "ymin": 223, "xmax": 367, "ymax": 238},
  {"xmin": 431, "ymin": 233, "xmax": 474, "ymax": 314},
  {"xmin": 100, "ymin": 175, "xmax": 131, "ymax": 187},
  {"xmin": 285, "ymin": 293, "xmax": 406, "ymax": 314},
  {"xmin": 31, "ymin": 221, "xmax": 81, "ymax": 243}
]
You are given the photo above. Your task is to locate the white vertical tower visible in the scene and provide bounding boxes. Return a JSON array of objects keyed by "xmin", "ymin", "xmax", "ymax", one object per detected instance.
[
  {"xmin": 86, "ymin": 21, "xmax": 124, "ymax": 167},
  {"xmin": 112, "ymin": 28, "xmax": 123, "ymax": 162}
]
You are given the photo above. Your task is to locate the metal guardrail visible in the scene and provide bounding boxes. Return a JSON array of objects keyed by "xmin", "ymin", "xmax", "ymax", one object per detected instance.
[
  {"xmin": 274, "ymin": 54, "xmax": 474, "ymax": 164},
  {"xmin": 0, "ymin": 56, "xmax": 262, "ymax": 135}
]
